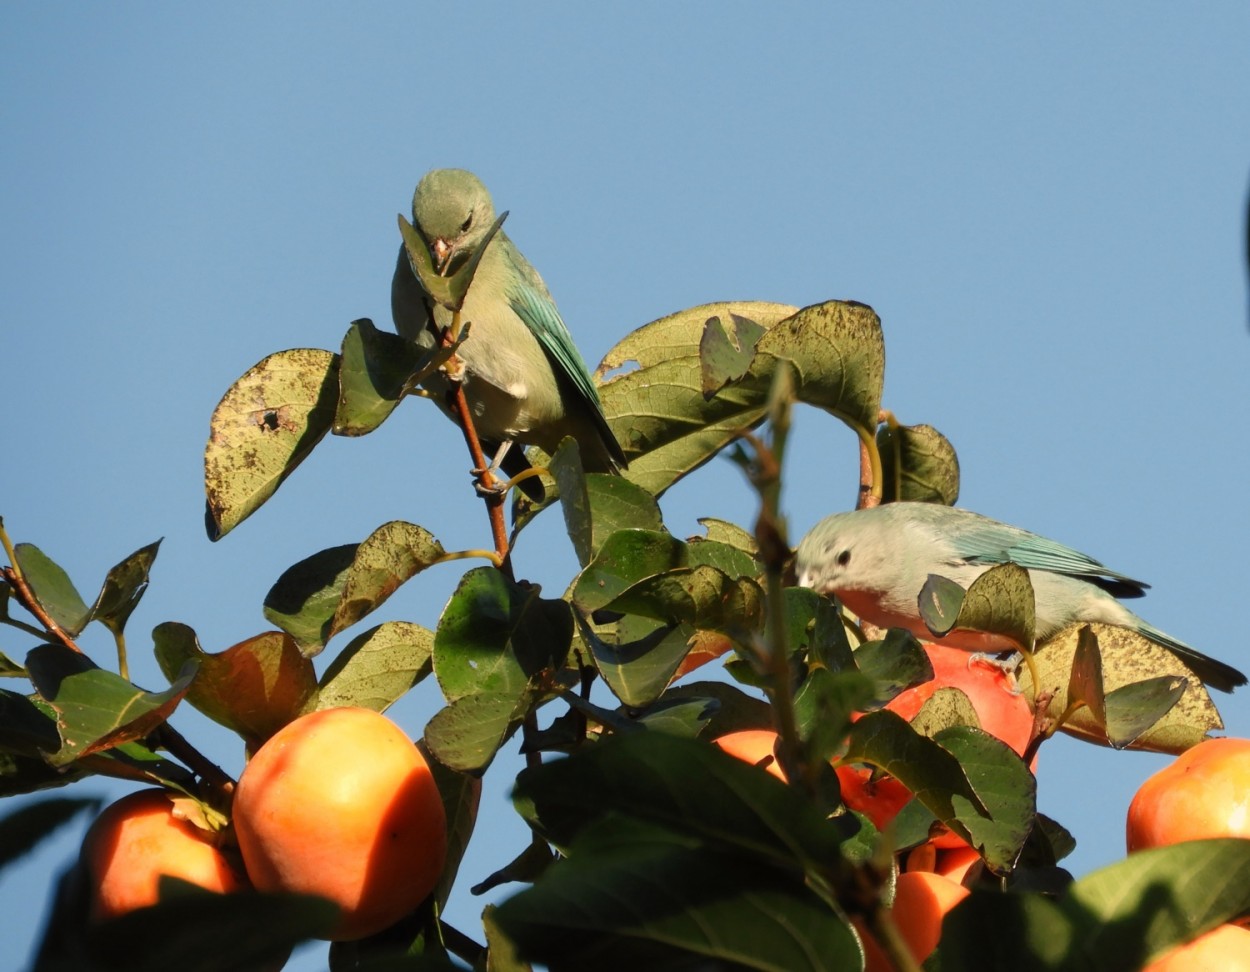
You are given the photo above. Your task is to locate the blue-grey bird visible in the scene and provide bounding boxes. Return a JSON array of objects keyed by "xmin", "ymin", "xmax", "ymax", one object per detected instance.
[
  {"xmin": 794, "ymin": 502, "xmax": 1246, "ymax": 693},
  {"xmin": 391, "ymin": 169, "xmax": 626, "ymax": 492}
]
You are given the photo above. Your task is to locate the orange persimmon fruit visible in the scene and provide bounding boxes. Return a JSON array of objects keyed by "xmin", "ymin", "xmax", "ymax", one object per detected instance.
[
  {"xmin": 82, "ymin": 789, "xmax": 247, "ymax": 923},
  {"xmin": 1126, "ymin": 737, "xmax": 1250, "ymax": 852},
  {"xmin": 232, "ymin": 707, "xmax": 447, "ymax": 941}
]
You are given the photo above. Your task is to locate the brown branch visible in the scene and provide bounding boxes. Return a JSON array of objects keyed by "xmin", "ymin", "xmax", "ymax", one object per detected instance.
[
  {"xmin": 436, "ymin": 328, "xmax": 512, "ymax": 575},
  {"xmin": 2, "ymin": 565, "xmax": 82, "ymax": 653},
  {"xmin": 155, "ymin": 723, "xmax": 236, "ymax": 806}
]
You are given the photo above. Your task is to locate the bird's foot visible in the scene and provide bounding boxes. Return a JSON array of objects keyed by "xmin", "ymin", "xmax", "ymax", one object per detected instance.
[
  {"xmin": 471, "ymin": 465, "xmax": 508, "ymax": 497},
  {"xmin": 968, "ymin": 650, "xmax": 1025, "ymax": 692}
]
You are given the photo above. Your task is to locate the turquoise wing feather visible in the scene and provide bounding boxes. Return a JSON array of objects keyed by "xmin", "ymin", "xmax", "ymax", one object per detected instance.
[
  {"xmin": 948, "ymin": 516, "xmax": 1148, "ymax": 596},
  {"xmin": 504, "ymin": 251, "xmax": 626, "ymax": 466}
]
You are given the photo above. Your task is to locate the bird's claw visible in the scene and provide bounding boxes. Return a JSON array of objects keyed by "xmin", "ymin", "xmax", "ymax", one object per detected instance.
[
  {"xmin": 968, "ymin": 650, "xmax": 1025, "ymax": 693},
  {"xmin": 471, "ymin": 465, "xmax": 508, "ymax": 497}
]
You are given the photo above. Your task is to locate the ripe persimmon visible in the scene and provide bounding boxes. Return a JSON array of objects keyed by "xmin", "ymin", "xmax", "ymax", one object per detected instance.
[
  {"xmin": 232, "ymin": 707, "xmax": 447, "ymax": 941},
  {"xmin": 859, "ymin": 870, "xmax": 970, "ymax": 972},
  {"xmin": 711, "ymin": 729, "xmax": 786, "ymax": 780},
  {"xmin": 1126, "ymin": 737, "xmax": 1250, "ymax": 852},
  {"xmin": 82, "ymin": 789, "xmax": 247, "ymax": 923}
]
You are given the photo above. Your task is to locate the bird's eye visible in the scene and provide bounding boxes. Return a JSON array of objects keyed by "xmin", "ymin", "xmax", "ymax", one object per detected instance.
[
  {"xmin": 836, "ymin": 549, "xmax": 852, "ymax": 567},
  {"xmin": 459, "ymin": 214, "xmax": 473, "ymax": 233}
]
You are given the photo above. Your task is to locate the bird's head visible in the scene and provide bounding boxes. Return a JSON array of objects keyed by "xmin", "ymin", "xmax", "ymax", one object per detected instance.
[
  {"xmin": 411, "ymin": 168, "xmax": 497, "ymax": 274},
  {"xmin": 794, "ymin": 508, "xmax": 897, "ymax": 596}
]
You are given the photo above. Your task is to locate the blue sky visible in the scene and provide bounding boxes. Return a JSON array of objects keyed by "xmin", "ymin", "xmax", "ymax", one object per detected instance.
[{"xmin": 4, "ymin": 5, "xmax": 1250, "ymax": 968}]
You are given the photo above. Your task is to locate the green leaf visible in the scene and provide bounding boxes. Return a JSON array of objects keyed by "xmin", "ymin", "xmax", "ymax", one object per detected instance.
[
  {"xmin": 597, "ymin": 301, "xmax": 799, "ymax": 497},
  {"xmin": 697, "ymin": 517, "xmax": 759, "ymax": 561},
  {"xmin": 333, "ymin": 317, "xmax": 431, "ymax": 436},
  {"xmin": 493, "ymin": 816, "xmax": 860, "ymax": 972},
  {"xmin": 0, "ymin": 795, "xmax": 101, "ymax": 873},
  {"xmin": 877, "ymin": 422, "xmax": 960, "ymax": 505},
  {"xmin": 512, "ymin": 731, "xmax": 847, "ymax": 878},
  {"xmin": 1022, "ymin": 622, "xmax": 1221, "ymax": 753},
  {"xmin": 26, "ymin": 644, "xmax": 195, "ymax": 765},
  {"xmin": 152, "ymin": 622, "xmax": 316, "ymax": 745},
  {"xmin": 749, "ymin": 300, "xmax": 886, "ymax": 434},
  {"xmin": 315, "ymin": 621, "xmax": 434, "ymax": 713},
  {"xmin": 941, "ymin": 838, "xmax": 1250, "ymax": 972},
  {"xmin": 933, "ymin": 724, "xmax": 1036, "ymax": 871},
  {"xmin": 607, "ymin": 565, "xmax": 765, "ymax": 632},
  {"xmin": 0, "ymin": 650, "xmax": 25, "ymax": 678},
  {"xmin": 573, "ymin": 530, "xmax": 761, "ymax": 633},
  {"xmin": 0, "ymin": 750, "xmax": 86, "ymax": 796},
  {"xmin": 426, "ymin": 569, "xmax": 572, "ymax": 772},
  {"xmin": 482, "ymin": 903, "xmax": 533, "ymax": 972},
  {"xmin": 793, "ymin": 667, "xmax": 876, "ymax": 762},
  {"xmin": 1103, "ymin": 676, "xmax": 1188, "ymax": 750},
  {"xmin": 1068, "ymin": 625, "xmax": 1107, "ymax": 728},
  {"xmin": 264, "ymin": 522, "xmax": 446, "ymax": 654},
  {"xmin": 579, "ymin": 614, "xmax": 692, "ymax": 708},
  {"xmin": 85, "ymin": 884, "xmax": 340, "ymax": 972},
  {"xmin": 14, "ymin": 543, "xmax": 91, "ymax": 636},
  {"xmin": 668, "ymin": 681, "xmax": 773, "ymax": 739},
  {"xmin": 0, "ymin": 687, "xmax": 62, "ymax": 756},
  {"xmin": 630, "ymin": 696, "xmax": 720, "ymax": 738},
  {"xmin": 263, "ymin": 542, "xmax": 358, "ymax": 649},
  {"xmin": 424, "ymin": 693, "xmax": 531, "ymax": 774},
  {"xmin": 204, "ymin": 348, "xmax": 340, "ymax": 540},
  {"xmin": 853, "ymin": 627, "xmax": 933, "ymax": 705},
  {"xmin": 921, "ymin": 563, "xmax": 1036, "ymax": 651},
  {"xmin": 552, "ymin": 437, "xmax": 665, "ymax": 568},
  {"xmin": 842, "ymin": 710, "xmax": 987, "ymax": 847},
  {"xmin": 419, "ymin": 738, "xmax": 481, "ymax": 910},
  {"xmin": 699, "ymin": 311, "xmax": 768, "ymax": 398},
  {"xmin": 88, "ymin": 539, "xmax": 162, "ymax": 636},
  {"xmin": 433, "ymin": 568, "xmax": 572, "ymax": 703}
]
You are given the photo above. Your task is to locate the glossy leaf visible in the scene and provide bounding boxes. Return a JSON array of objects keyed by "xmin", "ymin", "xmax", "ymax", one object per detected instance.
[
  {"xmin": 315, "ymin": 621, "xmax": 434, "ymax": 713},
  {"xmin": 933, "ymin": 724, "xmax": 1036, "ymax": 870},
  {"xmin": 553, "ymin": 439, "xmax": 664, "ymax": 568},
  {"xmin": 513, "ymin": 731, "xmax": 847, "ymax": 876},
  {"xmin": 85, "ymin": 883, "xmax": 340, "ymax": 972},
  {"xmin": 433, "ymin": 567, "xmax": 572, "ymax": 703},
  {"xmin": 842, "ymin": 710, "xmax": 987, "ymax": 846},
  {"xmin": 333, "ymin": 317, "xmax": 431, "ymax": 436},
  {"xmin": 152, "ymin": 622, "xmax": 316, "ymax": 745},
  {"xmin": 0, "ymin": 651, "xmax": 26, "ymax": 678},
  {"xmin": 493, "ymin": 816, "xmax": 860, "ymax": 972},
  {"xmin": 13, "ymin": 543, "xmax": 91, "ymax": 636},
  {"xmin": 419, "ymin": 738, "xmax": 482, "ymax": 911},
  {"xmin": 582, "ymin": 614, "xmax": 692, "ymax": 708},
  {"xmin": 853, "ymin": 627, "xmax": 933, "ymax": 705},
  {"xmin": 941, "ymin": 838, "xmax": 1250, "ymax": 971},
  {"xmin": 87, "ymin": 539, "xmax": 162, "ymax": 636},
  {"xmin": 204, "ymin": 348, "xmax": 339, "ymax": 540},
  {"xmin": 26, "ymin": 644, "xmax": 195, "ymax": 765},
  {"xmin": 597, "ymin": 301, "xmax": 798, "ymax": 496},
  {"xmin": 699, "ymin": 311, "xmax": 768, "ymax": 398},
  {"xmin": 264, "ymin": 522, "xmax": 446, "ymax": 654},
  {"xmin": 921, "ymin": 563, "xmax": 1036, "ymax": 652},
  {"xmin": 424, "ymin": 693, "xmax": 532, "ymax": 774},
  {"xmin": 877, "ymin": 422, "xmax": 960, "ymax": 505},
  {"xmin": 1022, "ymin": 622, "xmax": 1221, "ymax": 752},
  {"xmin": 1103, "ymin": 676, "xmax": 1188, "ymax": 750}
]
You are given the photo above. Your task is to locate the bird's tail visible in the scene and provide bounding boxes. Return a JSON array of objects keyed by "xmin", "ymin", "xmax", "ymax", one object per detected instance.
[{"xmin": 1136, "ymin": 620, "xmax": 1247, "ymax": 694}]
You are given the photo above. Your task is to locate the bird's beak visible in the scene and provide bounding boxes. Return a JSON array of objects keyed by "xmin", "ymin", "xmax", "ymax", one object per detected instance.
[{"xmin": 431, "ymin": 238, "xmax": 452, "ymax": 274}]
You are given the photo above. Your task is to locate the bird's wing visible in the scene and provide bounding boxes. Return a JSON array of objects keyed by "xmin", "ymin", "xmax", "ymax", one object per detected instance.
[
  {"xmin": 504, "ymin": 250, "xmax": 627, "ymax": 467},
  {"xmin": 948, "ymin": 517, "xmax": 1149, "ymax": 597}
]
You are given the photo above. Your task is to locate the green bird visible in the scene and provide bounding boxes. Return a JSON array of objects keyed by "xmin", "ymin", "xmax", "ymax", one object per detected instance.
[{"xmin": 392, "ymin": 168, "xmax": 627, "ymax": 494}]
